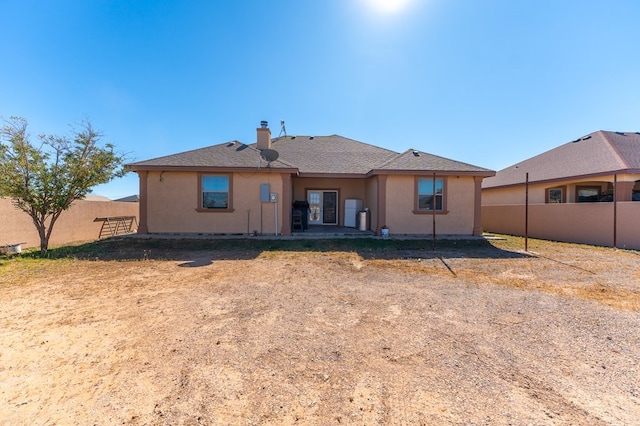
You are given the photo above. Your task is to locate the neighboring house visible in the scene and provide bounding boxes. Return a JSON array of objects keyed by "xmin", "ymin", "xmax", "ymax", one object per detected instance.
[
  {"xmin": 127, "ymin": 122, "xmax": 494, "ymax": 236},
  {"xmin": 114, "ymin": 195, "xmax": 140, "ymax": 202},
  {"xmin": 482, "ymin": 130, "xmax": 640, "ymax": 249},
  {"xmin": 84, "ymin": 194, "xmax": 112, "ymax": 201}
]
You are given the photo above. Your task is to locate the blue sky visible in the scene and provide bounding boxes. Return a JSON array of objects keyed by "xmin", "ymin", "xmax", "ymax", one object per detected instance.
[{"xmin": 3, "ymin": 0, "xmax": 640, "ymax": 199}]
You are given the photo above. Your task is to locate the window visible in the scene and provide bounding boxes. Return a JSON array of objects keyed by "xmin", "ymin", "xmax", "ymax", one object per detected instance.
[
  {"xmin": 547, "ymin": 187, "xmax": 564, "ymax": 203},
  {"xmin": 417, "ymin": 177, "xmax": 444, "ymax": 211},
  {"xmin": 576, "ymin": 186, "xmax": 600, "ymax": 203},
  {"xmin": 200, "ymin": 174, "xmax": 231, "ymax": 210}
]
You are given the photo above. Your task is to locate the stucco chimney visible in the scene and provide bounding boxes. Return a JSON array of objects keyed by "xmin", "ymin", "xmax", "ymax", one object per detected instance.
[{"xmin": 257, "ymin": 120, "xmax": 271, "ymax": 150}]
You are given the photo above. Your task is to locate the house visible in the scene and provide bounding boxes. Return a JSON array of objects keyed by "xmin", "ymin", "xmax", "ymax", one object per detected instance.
[
  {"xmin": 114, "ymin": 195, "xmax": 140, "ymax": 202},
  {"xmin": 127, "ymin": 122, "xmax": 495, "ymax": 237},
  {"xmin": 482, "ymin": 130, "xmax": 640, "ymax": 249}
]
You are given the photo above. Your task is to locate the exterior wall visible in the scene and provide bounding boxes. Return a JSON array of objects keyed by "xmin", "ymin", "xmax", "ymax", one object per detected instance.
[
  {"xmin": 482, "ymin": 203, "xmax": 640, "ymax": 250},
  {"xmin": 0, "ymin": 198, "xmax": 139, "ymax": 250},
  {"xmin": 144, "ymin": 171, "xmax": 287, "ymax": 235},
  {"xmin": 384, "ymin": 175, "xmax": 477, "ymax": 235},
  {"xmin": 140, "ymin": 171, "xmax": 484, "ymax": 236},
  {"xmin": 292, "ymin": 177, "xmax": 368, "ymax": 227}
]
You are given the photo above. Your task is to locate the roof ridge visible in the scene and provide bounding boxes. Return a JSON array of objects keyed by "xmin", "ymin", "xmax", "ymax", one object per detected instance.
[
  {"xmin": 598, "ymin": 130, "xmax": 632, "ymax": 169},
  {"xmin": 333, "ymin": 135, "xmax": 398, "ymax": 153}
]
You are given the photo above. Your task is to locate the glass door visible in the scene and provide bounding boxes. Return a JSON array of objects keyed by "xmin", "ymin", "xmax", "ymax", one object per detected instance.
[
  {"xmin": 307, "ymin": 190, "xmax": 338, "ymax": 225},
  {"xmin": 308, "ymin": 191, "xmax": 322, "ymax": 224},
  {"xmin": 322, "ymin": 191, "xmax": 337, "ymax": 224}
]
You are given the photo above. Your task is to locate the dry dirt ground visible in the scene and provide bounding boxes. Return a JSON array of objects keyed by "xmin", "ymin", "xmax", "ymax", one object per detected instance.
[{"xmin": 1, "ymin": 237, "xmax": 639, "ymax": 425}]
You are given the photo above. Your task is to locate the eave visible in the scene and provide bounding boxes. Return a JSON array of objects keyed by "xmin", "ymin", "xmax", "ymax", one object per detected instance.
[
  {"xmin": 126, "ymin": 164, "xmax": 300, "ymax": 174},
  {"xmin": 295, "ymin": 172, "xmax": 369, "ymax": 179},
  {"xmin": 368, "ymin": 169, "xmax": 496, "ymax": 178}
]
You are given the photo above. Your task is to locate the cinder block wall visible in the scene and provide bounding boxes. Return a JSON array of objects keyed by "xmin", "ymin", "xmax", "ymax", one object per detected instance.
[{"xmin": 0, "ymin": 198, "xmax": 139, "ymax": 250}]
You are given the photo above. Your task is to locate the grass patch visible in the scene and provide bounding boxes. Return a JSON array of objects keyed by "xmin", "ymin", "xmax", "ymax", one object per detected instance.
[{"xmin": 2, "ymin": 236, "xmax": 498, "ymax": 262}]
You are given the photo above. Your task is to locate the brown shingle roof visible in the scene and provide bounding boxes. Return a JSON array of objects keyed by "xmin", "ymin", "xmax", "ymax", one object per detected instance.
[
  {"xmin": 128, "ymin": 134, "xmax": 494, "ymax": 176},
  {"xmin": 375, "ymin": 149, "xmax": 494, "ymax": 174},
  {"xmin": 127, "ymin": 140, "xmax": 296, "ymax": 170},
  {"xmin": 267, "ymin": 135, "xmax": 398, "ymax": 175},
  {"xmin": 483, "ymin": 131, "xmax": 640, "ymax": 189}
]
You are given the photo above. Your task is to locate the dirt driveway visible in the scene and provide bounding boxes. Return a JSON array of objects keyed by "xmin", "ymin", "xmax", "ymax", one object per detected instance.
[{"xmin": 1, "ymin": 237, "xmax": 639, "ymax": 424}]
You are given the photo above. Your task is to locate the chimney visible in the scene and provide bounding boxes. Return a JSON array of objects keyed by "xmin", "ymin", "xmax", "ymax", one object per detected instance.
[{"xmin": 257, "ymin": 120, "xmax": 271, "ymax": 150}]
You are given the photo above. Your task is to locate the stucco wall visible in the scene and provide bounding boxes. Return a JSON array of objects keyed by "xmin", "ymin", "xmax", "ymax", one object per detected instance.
[
  {"xmin": 482, "ymin": 202, "xmax": 640, "ymax": 250},
  {"xmin": 0, "ymin": 198, "xmax": 139, "ymax": 250},
  {"xmin": 141, "ymin": 171, "xmax": 481, "ymax": 236},
  {"xmin": 384, "ymin": 175, "xmax": 476, "ymax": 235},
  {"xmin": 144, "ymin": 171, "xmax": 285, "ymax": 235},
  {"xmin": 617, "ymin": 203, "xmax": 640, "ymax": 249}
]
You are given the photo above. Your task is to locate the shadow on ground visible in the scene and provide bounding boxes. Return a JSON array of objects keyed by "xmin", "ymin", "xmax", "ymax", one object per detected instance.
[{"xmin": 17, "ymin": 236, "xmax": 531, "ymax": 264}]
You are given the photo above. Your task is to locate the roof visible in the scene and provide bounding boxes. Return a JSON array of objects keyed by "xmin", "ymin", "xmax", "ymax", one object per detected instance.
[
  {"xmin": 114, "ymin": 195, "xmax": 140, "ymax": 202},
  {"xmin": 375, "ymin": 149, "xmax": 494, "ymax": 174},
  {"xmin": 483, "ymin": 131, "xmax": 640, "ymax": 189},
  {"xmin": 269, "ymin": 135, "xmax": 398, "ymax": 175},
  {"xmin": 128, "ymin": 134, "xmax": 494, "ymax": 177},
  {"xmin": 127, "ymin": 140, "xmax": 296, "ymax": 170}
]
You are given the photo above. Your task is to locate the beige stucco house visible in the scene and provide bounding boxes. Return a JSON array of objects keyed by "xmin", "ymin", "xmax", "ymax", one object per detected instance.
[
  {"xmin": 482, "ymin": 130, "xmax": 640, "ymax": 249},
  {"xmin": 127, "ymin": 123, "xmax": 494, "ymax": 237}
]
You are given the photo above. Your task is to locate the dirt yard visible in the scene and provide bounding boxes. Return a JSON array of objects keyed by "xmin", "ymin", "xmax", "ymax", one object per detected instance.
[{"xmin": 1, "ymin": 237, "xmax": 639, "ymax": 425}]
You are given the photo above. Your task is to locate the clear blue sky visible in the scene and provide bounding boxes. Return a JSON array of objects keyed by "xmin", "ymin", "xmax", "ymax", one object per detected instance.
[{"xmin": 3, "ymin": 0, "xmax": 639, "ymax": 199}]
